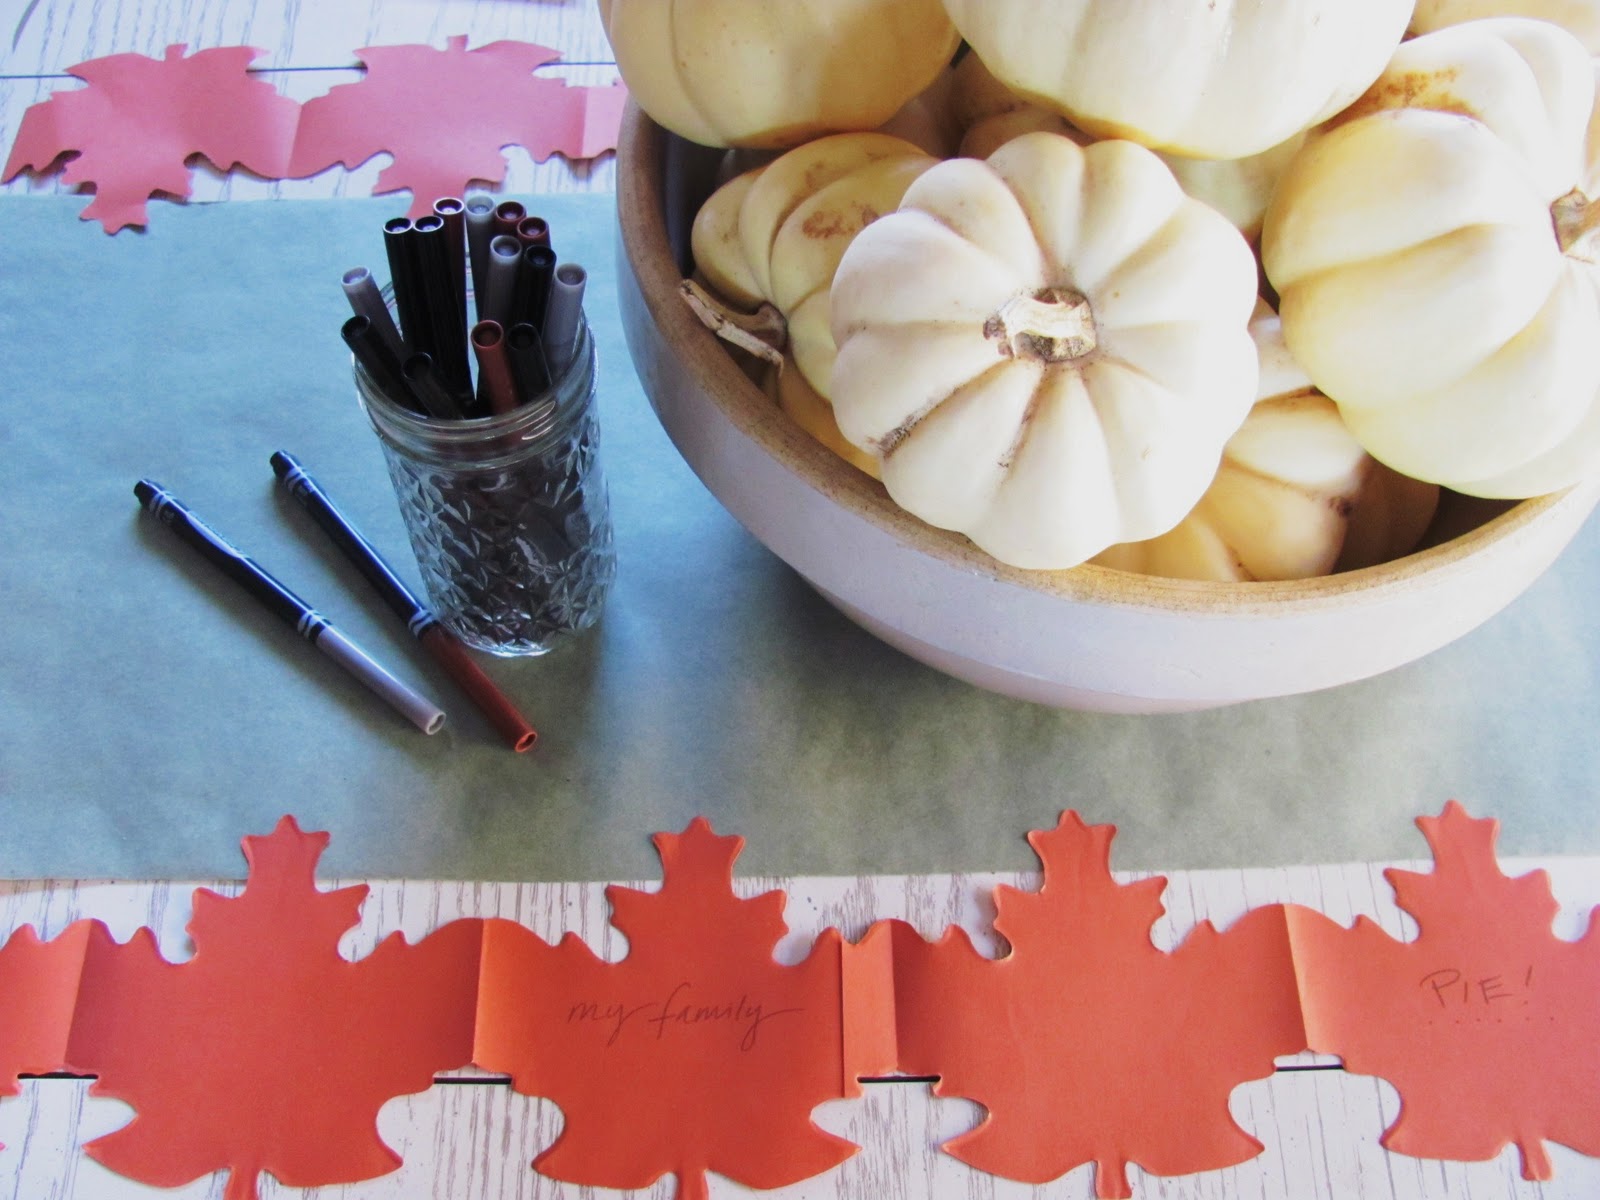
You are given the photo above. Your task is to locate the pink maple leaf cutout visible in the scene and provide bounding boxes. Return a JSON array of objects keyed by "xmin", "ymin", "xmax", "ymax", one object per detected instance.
[
  {"xmin": 289, "ymin": 36, "xmax": 628, "ymax": 216},
  {"xmin": 2, "ymin": 45, "xmax": 300, "ymax": 232}
]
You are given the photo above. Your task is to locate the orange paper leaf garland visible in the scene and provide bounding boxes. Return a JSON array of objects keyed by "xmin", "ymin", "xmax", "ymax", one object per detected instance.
[
  {"xmin": 62, "ymin": 816, "xmax": 483, "ymax": 1200},
  {"xmin": 2, "ymin": 45, "xmax": 300, "ymax": 232},
  {"xmin": 474, "ymin": 817, "xmax": 856, "ymax": 1200},
  {"xmin": 1286, "ymin": 801, "xmax": 1600, "ymax": 1181},
  {"xmin": 878, "ymin": 811, "xmax": 1308, "ymax": 1199},
  {"xmin": 290, "ymin": 37, "xmax": 628, "ymax": 216},
  {"xmin": 0, "ymin": 920, "xmax": 95, "ymax": 1144}
]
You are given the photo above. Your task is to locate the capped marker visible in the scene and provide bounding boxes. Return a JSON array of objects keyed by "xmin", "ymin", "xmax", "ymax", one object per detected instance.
[
  {"xmin": 470, "ymin": 321, "xmax": 520, "ymax": 415},
  {"xmin": 341, "ymin": 267, "xmax": 405, "ymax": 360},
  {"xmin": 542, "ymin": 262, "xmax": 587, "ymax": 378},
  {"xmin": 133, "ymin": 480, "xmax": 446, "ymax": 735},
  {"xmin": 480, "ymin": 234, "xmax": 523, "ymax": 330},
  {"xmin": 270, "ymin": 453, "xmax": 538, "ymax": 752},
  {"xmin": 464, "ymin": 192, "xmax": 497, "ymax": 315}
]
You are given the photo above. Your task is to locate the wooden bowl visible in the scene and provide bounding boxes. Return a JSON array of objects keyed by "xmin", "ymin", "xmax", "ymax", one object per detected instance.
[{"xmin": 614, "ymin": 105, "xmax": 1600, "ymax": 712}]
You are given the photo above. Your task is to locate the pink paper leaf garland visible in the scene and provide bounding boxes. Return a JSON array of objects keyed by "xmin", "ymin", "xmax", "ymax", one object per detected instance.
[
  {"xmin": 3, "ymin": 37, "xmax": 628, "ymax": 232},
  {"xmin": 3, "ymin": 45, "xmax": 300, "ymax": 232},
  {"xmin": 291, "ymin": 36, "xmax": 629, "ymax": 217}
]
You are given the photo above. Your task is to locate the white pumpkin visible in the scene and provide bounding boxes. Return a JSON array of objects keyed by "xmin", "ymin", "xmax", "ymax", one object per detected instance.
[
  {"xmin": 1093, "ymin": 310, "xmax": 1440, "ymax": 582},
  {"xmin": 1264, "ymin": 113, "xmax": 1600, "ymax": 497},
  {"xmin": 1411, "ymin": 0, "xmax": 1600, "ymax": 52},
  {"xmin": 598, "ymin": 0, "xmax": 959, "ymax": 149},
  {"xmin": 829, "ymin": 132, "xmax": 1260, "ymax": 570},
  {"xmin": 1262, "ymin": 21, "xmax": 1600, "ymax": 498},
  {"xmin": 939, "ymin": 0, "xmax": 1412, "ymax": 159},
  {"xmin": 1321, "ymin": 17, "xmax": 1596, "ymax": 203},
  {"xmin": 951, "ymin": 51, "xmax": 1302, "ymax": 243}
]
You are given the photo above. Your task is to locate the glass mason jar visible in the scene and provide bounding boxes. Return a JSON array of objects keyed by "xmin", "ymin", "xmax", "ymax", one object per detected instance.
[{"xmin": 354, "ymin": 317, "xmax": 616, "ymax": 657}]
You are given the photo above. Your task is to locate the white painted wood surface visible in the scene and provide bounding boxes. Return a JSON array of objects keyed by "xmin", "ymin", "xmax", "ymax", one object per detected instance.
[{"xmin": 2, "ymin": 856, "xmax": 1597, "ymax": 1199}]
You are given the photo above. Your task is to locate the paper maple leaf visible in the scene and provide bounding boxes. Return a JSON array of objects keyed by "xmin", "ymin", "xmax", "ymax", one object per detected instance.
[
  {"xmin": 62, "ymin": 816, "xmax": 483, "ymax": 1200},
  {"xmin": 289, "ymin": 36, "xmax": 628, "ymax": 216},
  {"xmin": 0, "ymin": 920, "xmax": 95, "ymax": 1146},
  {"xmin": 2, "ymin": 44, "xmax": 300, "ymax": 232},
  {"xmin": 875, "ymin": 811, "xmax": 1307, "ymax": 1199},
  {"xmin": 474, "ymin": 817, "xmax": 856, "ymax": 1200},
  {"xmin": 1286, "ymin": 800, "xmax": 1600, "ymax": 1180}
]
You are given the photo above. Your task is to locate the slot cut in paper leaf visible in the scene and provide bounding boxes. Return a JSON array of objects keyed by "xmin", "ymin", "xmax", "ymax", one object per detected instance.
[
  {"xmin": 0, "ymin": 920, "xmax": 95, "ymax": 1145},
  {"xmin": 61, "ymin": 816, "xmax": 483, "ymax": 1200},
  {"xmin": 2, "ymin": 45, "xmax": 300, "ymax": 233},
  {"xmin": 289, "ymin": 36, "xmax": 629, "ymax": 217},
  {"xmin": 860, "ymin": 811, "xmax": 1308, "ymax": 1199},
  {"xmin": 474, "ymin": 817, "xmax": 856, "ymax": 1200},
  {"xmin": 1284, "ymin": 801, "xmax": 1600, "ymax": 1181}
]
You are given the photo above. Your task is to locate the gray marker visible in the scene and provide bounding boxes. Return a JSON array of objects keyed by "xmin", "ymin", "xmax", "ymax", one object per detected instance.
[
  {"xmin": 341, "ymin": 267, "xmax": 405, "ymax": 359},
  {"xmin": 541, "ymin": 262, "xmax": 587, "ymax": 379},
  {"xmin": 479, "ymin": 234, "xmax": 523, "ymax": 330}
]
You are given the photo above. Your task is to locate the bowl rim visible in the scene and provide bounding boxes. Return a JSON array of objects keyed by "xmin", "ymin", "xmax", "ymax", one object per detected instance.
[{"xmin": 616, "ymin": 102, "xmax": 1596, "ymax": 619}]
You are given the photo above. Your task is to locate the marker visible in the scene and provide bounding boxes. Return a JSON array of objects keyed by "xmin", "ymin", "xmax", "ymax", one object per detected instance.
[
  {"xmin": 133, "ymin": 480, "xmax": 446, "ymax": 736},
  {"xmin": 401, "ymin": 351, "xmax": 466, "ymax": 421},
  {"xmin": 269, "ymin": 454, "xmax": 538, "ymax": 752},
  {"xmin": 340, "ymin": 267, "xmax": 405, "ymax": 360},
  {"xmin": 414, "ymin": 214, "xmax": 473, "ymax": 401},
  {"xmin": 516, "ymin": 243, "xmax": 557, "ymax": 334},
  {"xmin": 470, "ymin": 321, "xmax": 520, "ymax": 415},
  {"xmin": 464, "ymin": 193, "xmax": 496, "ymax": 315},
  {"xmin": 480, "ymin": 234, "xmax": 523, "ymax": 330},
  {"xmin": 506, "ymin": 321, "xmax": 552, "ymax": 400},
  {"xmin": 515, "ymin": 214, "xmax": 550, "ymax": 247},
  {"xmin": 542, "ymin": 262, "xmax": 587, "ymax": 378},
  {"xmin": 492, "ymin": 199, "xmax": 526, "ymax": 238},
  {"xmin": 382, "ymin": 217, "xmax": 425, "ymax": 350},
  {"xmin": 431, "ymin": 196, "xmax": 468, "ymax": 325},
  {"xmin": 343, "ymin": 314, "xmax": 422, "ymax": 415}
]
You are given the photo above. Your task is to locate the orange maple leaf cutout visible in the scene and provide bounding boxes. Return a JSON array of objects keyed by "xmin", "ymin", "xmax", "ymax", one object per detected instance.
[
  {"xmin": 62, "ymin": 816, "xmax": 483, "ymax": 1200},
  {"xmin": 474, "ymin": 817, "xmax": 856, "ymax": 1200},
  {"xmin": 1, "ymin": 45, "xmax": 300, "ymax": 232},
  {"xmin": 288, "ymin": 36, "xmax": 628, "ymax": 216},
  {"xmin": 0, "ymin": 920, "xmax": 95, "ymax": 1145},
  {"xmin": 1285, "ymin": 800, "xmax": 1600, "ymax": 1181},
  {"xmin": 854, "ymin": 811, "xmax": 1307, "ymax": 1199}
]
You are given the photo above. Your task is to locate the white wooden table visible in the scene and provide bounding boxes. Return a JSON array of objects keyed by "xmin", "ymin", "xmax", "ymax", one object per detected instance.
[{"xmin": 3, "ymin": 3, "xmax": 1598, "ymax": 1198}]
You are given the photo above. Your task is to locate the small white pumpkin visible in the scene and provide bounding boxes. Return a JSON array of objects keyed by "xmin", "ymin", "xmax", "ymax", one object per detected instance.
[
  {"xmin": 940, "ymin": 0, "xmax": 1413, "ymax": 159},
  {"xmin": 1262, "ymin": 21, "xmax": 1600, "ymax": 498},
  {"xmin": 1093, "ymin": 310, "xmax": 1440, "ymax": 581},
  {"xmin": 1411, "ymin": 0, "xmax": 1600, "ymax": 52},
  {"xmin": 829, "ymin": 132, "xmax": 1260, "ymax": 570},
  {"xmin": 951, "ymin": 51, "xmax": 1302, "ymax": 243},
  {"xmin": 599, "ymin": 0, "xmax": 959, "ymax": 149}
]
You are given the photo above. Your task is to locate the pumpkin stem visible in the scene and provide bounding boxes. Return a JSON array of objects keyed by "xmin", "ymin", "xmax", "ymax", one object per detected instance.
[
  {"xmin": 1552, "ymin": 188, "xmax": 1600, "ymax": 262},
  {"xmin": 679, "ymin": 278, "xmax": 787, "ymax": 368},
  {"xmin": 986, "ymin": 287, "xmax": 1097, "ymax": 363}
]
